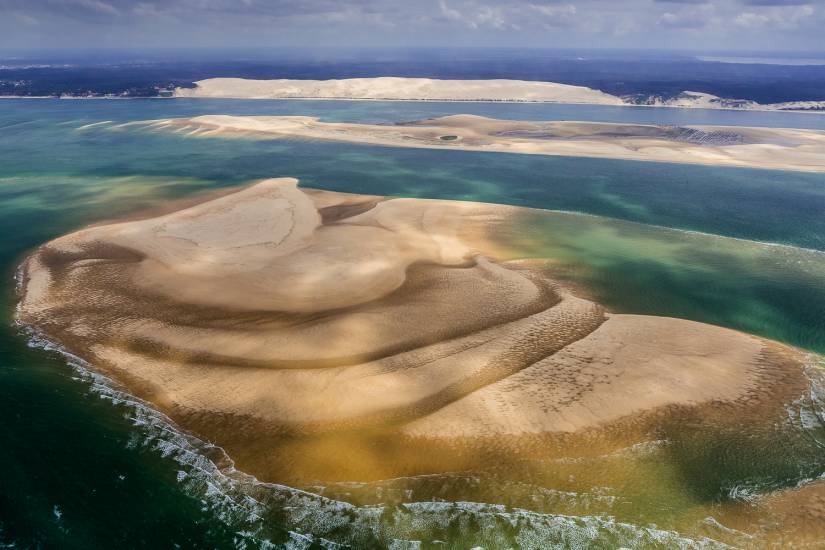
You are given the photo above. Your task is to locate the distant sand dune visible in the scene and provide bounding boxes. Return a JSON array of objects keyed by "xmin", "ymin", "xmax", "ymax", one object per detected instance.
[
  {"xmin": 17, "ymin": 178, "xmax": 808, "ymax": 485},
  {"xmin": 174, "ymin": 77, "xmax": 825, "ymax": 111},
  {"xmin": 174, "ymin": 77, "xmax": 625, "ymax": 105}
]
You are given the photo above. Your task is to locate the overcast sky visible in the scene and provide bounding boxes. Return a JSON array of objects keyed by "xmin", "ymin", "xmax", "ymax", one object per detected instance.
[{"xmin": 1, "ymin": 0, "xmax": 823, "ymax": 52}]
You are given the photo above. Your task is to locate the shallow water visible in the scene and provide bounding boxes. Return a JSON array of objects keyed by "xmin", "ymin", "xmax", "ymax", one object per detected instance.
[{"xmin": 2, "ymin": 99, "xmax": 825, "ymax": 548}]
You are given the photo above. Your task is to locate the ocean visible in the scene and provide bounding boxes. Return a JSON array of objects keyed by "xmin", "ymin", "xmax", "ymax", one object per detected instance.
[{"xmin": 2, "ymin": 98, "xmax": 825, "ymax": 548}]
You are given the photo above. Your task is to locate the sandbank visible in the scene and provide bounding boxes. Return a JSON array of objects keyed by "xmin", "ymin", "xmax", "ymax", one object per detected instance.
[
  {"xmin": 17, "ymin": 178, "xmax": 810, "ymax": 485},
  {"xmin": 150, "ymin": 114, "xmax": 825, "ymax": 173}
]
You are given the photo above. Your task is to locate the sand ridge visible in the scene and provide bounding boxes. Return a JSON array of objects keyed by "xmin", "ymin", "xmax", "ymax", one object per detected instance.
[{"xmin": 149, "ymin": 114, "xmax": 825, "ymax": 173}]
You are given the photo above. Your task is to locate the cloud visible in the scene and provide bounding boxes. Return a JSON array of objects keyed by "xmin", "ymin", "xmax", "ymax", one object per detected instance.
[
  {"xmin": 733, "ymin": 3, "xmax": 815, "ymax": 27},
  {"xmin": 741, "ymin": 0, "xmax": 816, "ymax": 5},
  {"xmin": 657, "ymin": 3, "xmax": 716, "ymax": 28},
  {"xmin": 0, "ymin": 0, "xmax": 823, "ymax": 50},
  {"xmin": 436, "ymin": 1, "xmax": 517, "ymax": 29},
  {"xmin": 0, "ymin": 0, "xmax": 388, "ymax": 22},
  {"xmin": 438, "ymin": 0, "xmax": 463, "ymax": 22}
]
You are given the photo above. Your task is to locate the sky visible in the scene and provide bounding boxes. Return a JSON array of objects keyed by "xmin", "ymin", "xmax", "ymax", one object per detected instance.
[{"xmin": 0, "ymin": 0, "xmax": 823, "ymax": 52}]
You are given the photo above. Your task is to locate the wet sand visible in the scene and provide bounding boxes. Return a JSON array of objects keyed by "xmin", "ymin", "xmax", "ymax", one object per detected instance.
[
  {"xmin": 149, "ymin": 114, "xmax": 825, "ymax": 173},
  {"xmin": 17, "ymin": 177, "xmax": 810, "ymax": 483}
]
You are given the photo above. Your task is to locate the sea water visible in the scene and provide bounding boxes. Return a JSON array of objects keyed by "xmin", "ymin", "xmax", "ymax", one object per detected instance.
[{"xmin": 2, "ymin": 98, "xmax": 825, "ymax": 548}]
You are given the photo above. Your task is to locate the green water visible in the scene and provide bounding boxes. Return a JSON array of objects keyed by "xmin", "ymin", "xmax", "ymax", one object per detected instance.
[{"xmin": 2, "ymin": 99, "xmax": 825, "ymax": 548}]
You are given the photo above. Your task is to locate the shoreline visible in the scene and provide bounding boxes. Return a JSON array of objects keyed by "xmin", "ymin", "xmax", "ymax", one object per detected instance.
[
  {"xmin": 173, "ymin": 77, "xmax": 825, "ymax": 114},
  {"xmin": 12, "ymin": 321, "xmax": 759, "ymax": 548},
  {"xmin": 2, "ymin": 94, "xmax": 824, "ymax": 115}
]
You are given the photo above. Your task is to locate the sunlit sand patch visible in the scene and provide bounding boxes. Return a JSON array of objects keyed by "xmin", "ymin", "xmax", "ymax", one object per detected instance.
[{"xmin": 16, "ymin": 177, "xmax": 823, "ymax": 543}]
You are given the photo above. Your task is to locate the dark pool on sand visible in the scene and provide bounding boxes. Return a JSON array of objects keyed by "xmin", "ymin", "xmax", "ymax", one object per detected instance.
[{"xmin": 2, "ymin": 98, "xmax": 825, "ymax": 548}]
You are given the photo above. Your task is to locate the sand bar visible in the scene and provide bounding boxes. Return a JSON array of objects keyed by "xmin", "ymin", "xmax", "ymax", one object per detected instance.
[
  {"xmin": 17, "ymin": 178, "xmax": 811, "ymax": 485},
  {"xmin": 150, "ymin": 114, "xmax": 825, "ymax": 172}
]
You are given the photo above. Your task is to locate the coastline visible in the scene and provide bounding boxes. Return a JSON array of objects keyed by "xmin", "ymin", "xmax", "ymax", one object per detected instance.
[
  {"xmin": 172, "ymin": 77, "xmax": 825, "ymax": 114},
  {"xmin": 2, "ymin": 94, "xmax": 825, "ymax": 115}
]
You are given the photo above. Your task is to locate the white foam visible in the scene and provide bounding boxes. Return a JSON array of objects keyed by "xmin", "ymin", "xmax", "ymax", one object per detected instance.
[{"xmin": 75, "ymin": 121, "xmax": 113, "ymax": 131}]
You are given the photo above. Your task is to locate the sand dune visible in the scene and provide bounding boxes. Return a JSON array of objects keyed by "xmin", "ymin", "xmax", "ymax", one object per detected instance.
[
  {"xmin": 173, "ymin": 77, "xmax": 825, "ymax": 112},
  {"xmin": 149, "ymin": 114, "xmax": 825, "ymax": 172},
  {"xmin": 18, "ymin": 178, "xmax": 808, "ymax": 484},
  {"xmin": 174, "ymin": 77, "xmax": 625, "ymax": 105}
]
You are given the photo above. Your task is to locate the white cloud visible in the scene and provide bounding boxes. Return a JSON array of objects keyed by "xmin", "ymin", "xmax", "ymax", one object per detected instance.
[
  {"xmin": 438, "ymin": 0, "xmax": 463, "ymax": 22},
  {"xmin": 734, "ymin": 4, "xmax": 814, "ymax": 27},
  {"xmin": 658, "ymin": 3, "xmax": 716, "ymax": 28},
  {"xmin": 436, "ymin": 1, "xmax": 514, "ymax": 30}
]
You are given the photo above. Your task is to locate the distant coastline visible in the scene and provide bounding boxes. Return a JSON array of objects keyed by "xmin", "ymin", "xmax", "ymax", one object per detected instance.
[
  {"xmin": 3, "ymin": 76, "xmax": 825, "ymax": 115},
  {"xmin": 173, "ymin": 77, "xmax": 825, "ymax": 113},
  {"xmin": 4, "ymin": 94, "xmax": 825, "ymax": 116}
]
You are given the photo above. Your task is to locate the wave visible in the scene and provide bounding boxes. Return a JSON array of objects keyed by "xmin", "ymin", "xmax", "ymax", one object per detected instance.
[{"xmin": 74, "ymin": 120, "xmax": 114, "ymax": 131}]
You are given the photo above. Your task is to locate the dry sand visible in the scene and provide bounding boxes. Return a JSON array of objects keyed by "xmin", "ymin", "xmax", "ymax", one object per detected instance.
[
  {"xmin": 18, "ymin": 178, "xmax": 809, "ymax": 484},
  {"xmin": 150, "ymin": 114, "xmax": 825, "ymax": 173},
  {"xmin": 174, "ymin": 77, "xmax": 625, "ymax": 105}
]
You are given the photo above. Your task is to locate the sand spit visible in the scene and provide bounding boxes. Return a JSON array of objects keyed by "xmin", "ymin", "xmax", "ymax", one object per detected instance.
[
  {"xmin": 174, "ymin": 77, "xmax": 625, "ymax": 105},
  {"xmin": 152, "ymin": 114, "xmax": 825, "ymax": 173},
  {"xmin": 17, "ymin": 178, "xmax": 811, "ymax": 489}
]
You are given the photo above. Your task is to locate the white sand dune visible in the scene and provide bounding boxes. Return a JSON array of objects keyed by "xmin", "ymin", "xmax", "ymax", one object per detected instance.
[
  {"xmin": 173, "ymin": 77, "xmax": 825, "ymax": 112},
  {"xmin": 174, "ymin": 77, "xmax": 625, "ymax": 105}
]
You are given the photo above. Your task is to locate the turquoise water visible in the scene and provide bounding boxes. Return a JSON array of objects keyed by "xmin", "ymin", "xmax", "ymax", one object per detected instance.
[{"xmin": 2, "ymin": 99, "xmax": 825, "ymax": 548}]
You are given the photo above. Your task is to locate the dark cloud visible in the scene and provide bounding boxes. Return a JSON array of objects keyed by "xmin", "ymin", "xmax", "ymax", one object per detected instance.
[
  {"xmin": 741, "ymin": 0, "xmax": 817, "ymax": 4},
  {"xmin": 0, "ymin": 0, "xmax": 822, "ymax": 50},
  {"xmin": 0, "ymin": 0, "xmax": 388, "ymax": 21}
]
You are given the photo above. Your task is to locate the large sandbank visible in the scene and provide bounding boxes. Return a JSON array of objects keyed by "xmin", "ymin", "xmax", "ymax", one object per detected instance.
[
  {"xmin": 17, "ymin": 178, "xmax": 809, "ymax": 485},
  {"xmin": 151, "ymin": 114, "xmax": 825, "ymax": 173}
]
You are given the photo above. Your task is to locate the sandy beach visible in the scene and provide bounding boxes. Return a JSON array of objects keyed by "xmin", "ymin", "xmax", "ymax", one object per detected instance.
[
  {"xmin": 149, "ymin": 114, "xmax": 825, "ymax": 173},
  {"xmin": 17, "ymin": 178, "xmax": 810, "ymax": 485}
]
